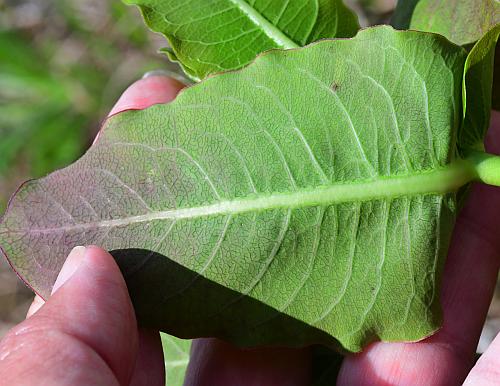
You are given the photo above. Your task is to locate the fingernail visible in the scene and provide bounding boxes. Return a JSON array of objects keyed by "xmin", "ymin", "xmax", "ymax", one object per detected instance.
[
  {"xmin": 142, "ymin": 69, "xmax": 171, "ymax": 79},
  {"xmin": 51, "ymin": 246, "xmax": 86, "ymax": 295},
  {"xmin": 26, "ymin": 295, "xmax": 45, "ymax": 318}
]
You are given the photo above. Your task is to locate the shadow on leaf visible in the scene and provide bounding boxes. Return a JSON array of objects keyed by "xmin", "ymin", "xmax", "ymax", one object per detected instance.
[{"xmin": 112, "ymin": 248, "xmax": 341, "ymax": 350}]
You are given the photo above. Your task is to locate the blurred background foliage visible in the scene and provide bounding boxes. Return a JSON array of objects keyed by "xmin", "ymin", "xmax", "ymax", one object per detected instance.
[
  {"xmin": 0, "ymin": 0, "xmax": 498, "ymax": 352},
  {"xmin": 0, "ymin": 0, "xmax": 188, "ymax": 214}
]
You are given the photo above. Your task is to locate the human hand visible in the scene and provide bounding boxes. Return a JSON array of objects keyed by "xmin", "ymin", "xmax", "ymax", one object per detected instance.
[
  {"xmin": 0, "ymin": 244, "xmax": 165, "ymax": 386},
  {"xmin": 0, "ymin": 75, "xmax": 498, "ymax": 386}
]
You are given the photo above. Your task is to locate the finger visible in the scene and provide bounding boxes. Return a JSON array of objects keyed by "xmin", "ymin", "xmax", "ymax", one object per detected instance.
[
  {"xmin": 338, "ymin": 111, "xmax": 500, "ymax": 385},
  {"xmin": 130, "ymin": 330, "xmax": 165, "ymax": 386},
  {"xmin": 185, "ymin": 338, "xmax": 311, "ymax": 386},
  {"xmin": 463, "ymin": 331, "xmax": 500, "ymax": 384},
  {"xmin": 0, "ymin": 246, "xmax": 138, "ymax": 386},
  {"xmin": 108, "ymin": 73, "xmax": 184, "ymax": 117},
  {"xmin": 92, "ymin": 73, "xmax": 185, "ymax": 145}
]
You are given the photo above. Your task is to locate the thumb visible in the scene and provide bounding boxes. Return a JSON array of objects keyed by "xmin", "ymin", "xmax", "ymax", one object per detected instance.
[{"xmin": 0, "ymin": 246, "xmax": 138, "ymax": 386}]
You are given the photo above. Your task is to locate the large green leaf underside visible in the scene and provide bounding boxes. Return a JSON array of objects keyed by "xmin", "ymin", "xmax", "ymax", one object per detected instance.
[
  {"xmin": 0, "ymin": 27, "xmax": 471, "ymax": 352},
  {"xmin": 392, "ymin": 0, "xmax": 500, "ymax": 46},
  {"xmin": 161, "ymin": 333, "xmax": 191, "ymax": 386},
  {"xmin": 125, "ymin": 0, "xmax": 359, "ymax": 80}
]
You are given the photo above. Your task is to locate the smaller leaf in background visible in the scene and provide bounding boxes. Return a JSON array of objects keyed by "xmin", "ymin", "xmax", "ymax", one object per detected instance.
[
  {"xmin": 124, "ymin": 0, "xmax": 360, "ymax": 80},
  {"xmin": 391, "ymin": 0, "xmax": 500, "ymax": 46},
  {"xmin": 461, "ymin": 24, "xmax": 500, "ymax": 151},
  {"xmin": 390, "ymin": 0, "xmax": 420, "ymax": 29},
  {"xmin": 161, "ymin": 333, "xmax": 191, "ymax": 386}
]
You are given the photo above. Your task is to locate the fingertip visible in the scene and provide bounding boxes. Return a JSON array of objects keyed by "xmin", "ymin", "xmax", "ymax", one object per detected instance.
[
  {"xmin": 108, "ymin": 75, "xmax": 185, "ymax": 117},
  {"xmin": 83, "ymin": 245, "xmax": 121, "ymax": 274},
  {"xmin": 464, "ymin": 331, "xmax": 500, "ymax": 384},
  {"xmin": 1, "ymin": 244, "xmax": 139, "ymax": 386},
  {"xmin": 39, "ymin": 245, "xmax": 138, "ymax": 384}
]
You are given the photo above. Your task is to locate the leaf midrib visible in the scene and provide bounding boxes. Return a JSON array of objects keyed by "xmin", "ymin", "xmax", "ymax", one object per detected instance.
[
  {"xmin": 228, "ymin": 0, "xmax": 299, "ymax": 49},
  {"xmin": 8, "ymin": 159, "xmax": 476, "ymax": 235}
]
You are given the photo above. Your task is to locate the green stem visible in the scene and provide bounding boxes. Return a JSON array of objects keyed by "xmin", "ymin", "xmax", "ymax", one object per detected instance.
[{"xmin": 467, "ymin": 151, "xmax": 500, "ymax": 186}]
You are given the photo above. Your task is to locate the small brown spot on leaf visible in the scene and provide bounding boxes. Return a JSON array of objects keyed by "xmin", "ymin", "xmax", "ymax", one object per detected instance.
[{"xmin": 331, "ymin": 82, "xmax": 340, "ymax": 92}]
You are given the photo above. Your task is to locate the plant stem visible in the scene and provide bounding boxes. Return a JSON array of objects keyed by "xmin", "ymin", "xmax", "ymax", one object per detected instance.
[{"xmin": 467, "ymin": 151, "xmax": 500, "ymax": 186}]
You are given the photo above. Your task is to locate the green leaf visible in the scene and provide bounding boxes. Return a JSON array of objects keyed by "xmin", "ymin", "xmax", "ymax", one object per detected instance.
[
  {"xmin": 161, "ymin": 333, "xmax": 191, "ymax": 386},
  {"xmin": 391, "ymin": 0, "xmax": 420, "ymax": 30},
  {"xmin": 461, "ymin": 24, "xmax": 500, "ymax": 151},
  {"xmin": 1, "ymin": 26, "xmax": 486, "ymax": 352},
  {"xmin": 392, "ymin": 0, "xmax": 500, "ymax": 46},
  {"xmin": 124, "ymin": 0, "xmax": 359, "ymax": 80}
]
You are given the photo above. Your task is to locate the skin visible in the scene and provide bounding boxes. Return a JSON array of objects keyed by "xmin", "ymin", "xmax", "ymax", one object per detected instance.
[{"xmin": 0, "ymin": 75, "xmax": 498, "ymax": 385}]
